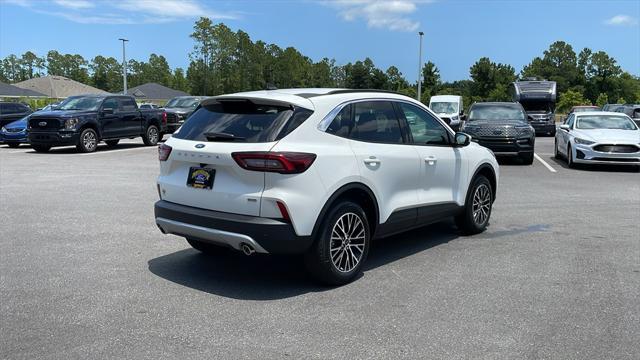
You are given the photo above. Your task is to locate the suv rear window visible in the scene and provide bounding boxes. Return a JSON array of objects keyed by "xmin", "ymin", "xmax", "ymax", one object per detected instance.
[{"xmin": 173, "ymin": 100, "xmax": 313, "ymax": 143}]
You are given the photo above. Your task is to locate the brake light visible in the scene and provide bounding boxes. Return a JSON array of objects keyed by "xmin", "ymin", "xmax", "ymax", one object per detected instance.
[
  {"xmin": 231, "ymin": 152, "xmax": 316, "ymax": 174},
  {"xmin": 162, "ymin": 112, "xmax": 167, "ymax": 126},
  {"xmin": 158, "ymin": 144, "xmax": 172, "ymax": 161}
]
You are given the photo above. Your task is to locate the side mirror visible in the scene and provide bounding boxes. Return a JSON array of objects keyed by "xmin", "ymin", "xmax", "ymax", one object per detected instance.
[
  {"xmin": 460, "ymin": 114, "xmax": 467, "ymax": 121},
  {"xmin": 102, "ymin": 107, "xmax": 114, "ymax": 115},
  {"xmin": 454, "ymin": 132, "xmax": 471, "ymax": 147},
  {"xmin": 560, "ymin": 124, "xmax": 570, "ymax": 131}
]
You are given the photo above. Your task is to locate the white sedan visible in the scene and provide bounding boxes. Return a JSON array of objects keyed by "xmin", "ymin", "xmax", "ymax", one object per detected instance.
[{"xmin": 555, "ymin": 111, "xmax": 640, "ymax": 167}]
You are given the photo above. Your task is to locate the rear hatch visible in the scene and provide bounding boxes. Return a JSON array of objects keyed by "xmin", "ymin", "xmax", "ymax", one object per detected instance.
[{"xmin": 158, "ymin": 97, "xmax": 313, "ymax": 217}]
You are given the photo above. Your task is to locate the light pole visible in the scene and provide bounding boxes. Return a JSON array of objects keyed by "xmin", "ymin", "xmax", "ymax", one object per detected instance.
[
  {"xmin": 417, "ymin": 31, "xmax": 424, "ymax": 102},
  {"xmin": 119, "ymin": 38, "xmax": 129, "ymax": 94}
]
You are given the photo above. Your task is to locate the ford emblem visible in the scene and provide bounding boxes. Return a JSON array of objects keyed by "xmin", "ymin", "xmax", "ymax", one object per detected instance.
[
  {"xmin": 195, "ymin": 144, "xmax": 205, "ymax": 149},
  {"xmin": 493, "ymin": 130, "xmax": 503, "ymax": 135},
  {"xmin": 38, "ymin": 121, "xmax": 47, "ymax": 127}
]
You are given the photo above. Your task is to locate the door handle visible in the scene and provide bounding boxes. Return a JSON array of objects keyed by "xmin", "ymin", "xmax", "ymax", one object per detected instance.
[
  {"xmin": 424, "ymin": 156, "xmax": 437, "ymax": 165},
  {"xmin": 363, "ymin": 157, "xmax": 381, "ymax": 166}
]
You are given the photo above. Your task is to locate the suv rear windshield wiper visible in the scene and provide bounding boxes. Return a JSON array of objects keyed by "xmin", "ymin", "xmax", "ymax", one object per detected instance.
[{"xmin": 203, "ymin": 132, "xmax": 246, "ymax": 142}]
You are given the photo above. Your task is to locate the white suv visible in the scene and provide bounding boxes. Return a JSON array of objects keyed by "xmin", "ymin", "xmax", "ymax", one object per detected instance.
[{"xmin": 154, "ymin": 89, "xmax": 499, "ymax": 285}]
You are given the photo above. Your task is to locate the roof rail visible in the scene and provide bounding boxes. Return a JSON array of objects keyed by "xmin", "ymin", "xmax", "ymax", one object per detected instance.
[{"xmin": 326, "ymin": 89, "xmax": 407, "ymax": 96}]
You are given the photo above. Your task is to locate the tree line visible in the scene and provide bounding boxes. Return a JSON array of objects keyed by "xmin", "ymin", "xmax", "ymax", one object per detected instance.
[{"xmin": 1, "ymin": 17, "xmax": 638, "ymax": 112}]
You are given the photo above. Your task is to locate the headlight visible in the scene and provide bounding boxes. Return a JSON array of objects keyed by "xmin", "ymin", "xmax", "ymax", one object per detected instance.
[
  {"xmin": 64, "ymin": 118, "xmax": 79, "ymax": 130},
  {"xmin": 515, "ymin": 125, "xmax": 533, "ymax": 137},
  {"xmin": 1, "ymin": 127, "xmax": 6, "ymax": 133},
  {"xmin": 575, "ymin": 138, "xmax": 595, "ymax": 145},
  {"xmin": 451, "ymin": 115, "xmax": 459, "ymax": 121}
]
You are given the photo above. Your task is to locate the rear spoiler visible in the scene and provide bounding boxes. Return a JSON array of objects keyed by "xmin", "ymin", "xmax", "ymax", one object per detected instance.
[{"xmin": 202, "ymin": 95, "xmax": 313, "ymax": 111}]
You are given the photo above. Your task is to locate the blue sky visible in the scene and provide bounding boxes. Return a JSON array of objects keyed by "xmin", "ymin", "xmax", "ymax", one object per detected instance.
[{"xmin": 1, "ymin": 0, "xmax": 639, "ymax": 83}]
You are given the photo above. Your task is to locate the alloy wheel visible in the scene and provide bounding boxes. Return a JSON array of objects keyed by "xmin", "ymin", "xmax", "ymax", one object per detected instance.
[
  {"xmin": 472, "ymin": 184, "xmax": 491, "ymax": 226},
  {"xmin": 148, "ymin": 127, "xmax": 159, "ymax": 144},
  {"xmin": 83, "ymin": 131, "xmax": 97, "ymax": 151},
  {"xmin": 329, "ymin": 212, "xmax": 366, "ymax": 273}
]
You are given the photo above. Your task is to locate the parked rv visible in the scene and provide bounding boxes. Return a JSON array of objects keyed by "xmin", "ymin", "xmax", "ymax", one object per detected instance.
[{"xmin": 511, "ymin": 79, "xmax": 557, "ymax": 136}]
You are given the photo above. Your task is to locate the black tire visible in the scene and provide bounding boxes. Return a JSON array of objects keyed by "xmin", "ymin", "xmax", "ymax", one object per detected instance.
[
  {"xmin": 142, "ymin": 124, "xmax": 159, "ymax": 146},
  {"xmin": 76, "ymin": 128, "xmax": 98, "ymax": 153},
  {"xmin": 305, "ymin": 201, "xmax": 370, "ymax": 286},
  {"xmin": 520, "ymin": 152, "xmax": 534, "ymax": 165},
  {"xmin": 186, "ymin": 238, "xmax": 228, "ymax": 255},
  {"xmin": 567, "ymin": 144, "xmax": 576, "ymax": 168},
  {"xmin": 105, "ymin": 139, "xmax": 119, "ymax": 148},
  {"xmin": 550, "ymin": 129, "xmax": 556, "ymax": 137},
  {"xmin": 455, "ymin": 175, "xmax": 493, "ymax": 235},
  {"xmin": 31, "ymin": 144, "xmax": 51, "ymax": 153},
  {"xmin": 554, "ymin": 139, "xmax": 560, "ymax": 159},
  {"xmin": 6, "ymin": 142, "xmax": 20, "ymax": 148}
]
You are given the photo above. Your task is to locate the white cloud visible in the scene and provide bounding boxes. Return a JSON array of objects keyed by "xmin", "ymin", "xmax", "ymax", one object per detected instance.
[
  {"xmin": 2, "ymin": 0, "xmax": 238, "ymax": 25},
  {"xmin": 604, "ymin": 15, "xmax": 638, "ymax": 26},
  {"xmin": 114, "ymin": 0, "xmax": 237, "ymax": 21},
  {"xmin": 325, "ymin": 0, "xmax": 430, "ymax": 32},
  {"xmin": 53, "ymin": 0, "xmax": 94, "ymax": 10}
]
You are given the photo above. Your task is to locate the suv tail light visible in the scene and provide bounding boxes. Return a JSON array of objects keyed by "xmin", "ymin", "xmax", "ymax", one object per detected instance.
[
  {"xmin": 231, "ymin": 152, "xmax": 316, "ymax": 174},
  {"xmin": 162, "ymin": 111, "xmax": 167, "ymax": 126},
  {"xmin": 158, "ymin": 144, "xmax": 172, "ymax": 161}
]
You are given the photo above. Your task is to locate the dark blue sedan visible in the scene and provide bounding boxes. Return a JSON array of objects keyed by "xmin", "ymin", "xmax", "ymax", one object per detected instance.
[{"xmin": 0, "ymin": 115, "xmax": 29, "ymax": 148}]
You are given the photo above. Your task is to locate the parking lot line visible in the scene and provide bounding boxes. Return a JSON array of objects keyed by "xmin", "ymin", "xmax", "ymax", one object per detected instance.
[
  {"xmin": 79, "ymin": 146, "xmax": 154, "ymax": 156},
  {"xmin": 534, "ymin": 153, "xmax": 557, "ymax": 173}
]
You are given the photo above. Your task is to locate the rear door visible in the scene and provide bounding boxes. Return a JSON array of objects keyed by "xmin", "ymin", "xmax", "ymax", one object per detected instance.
[
  {"xmin": 345, "ymin": 100, "xmax": 420, "ymax": 229},
  {"xmin": 117, "ymin": 97, "xmax": 142, "ymax": 136},
  {"xmin": 158, "ymin": 99, "xmax": 306, "ymax": 216}
]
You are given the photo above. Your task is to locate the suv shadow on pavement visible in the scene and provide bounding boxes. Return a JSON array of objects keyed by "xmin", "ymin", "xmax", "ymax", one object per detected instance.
[{"xmin": 147, "ymin": 222, "xmax": 460, "ymax": 300}]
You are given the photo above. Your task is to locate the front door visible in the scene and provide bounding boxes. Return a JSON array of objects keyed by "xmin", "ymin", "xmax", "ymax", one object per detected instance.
[
  {"xmin": 100, "ymin": 97, "xmax": 122, "ymax": 138},
  {"xmin": 395, "ymin": 101, "xmax": 466, "ymax": 209}
]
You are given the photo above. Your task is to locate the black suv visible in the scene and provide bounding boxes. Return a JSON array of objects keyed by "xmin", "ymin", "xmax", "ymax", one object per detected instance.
[
  {"xmin": 460, "ymin": 102, "xmax": 535, "ymax": 164},
  {"xmin": 0, "ymin": 102, "xmax": 32, "ymax": 128}
]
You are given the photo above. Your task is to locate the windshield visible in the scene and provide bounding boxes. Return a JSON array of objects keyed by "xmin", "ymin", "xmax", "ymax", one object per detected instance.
[
  {"xmin": 521, "ymin": 101, "xmax": 553, "ymax": 112},
  {"xmin": 430, "ymin": 102, "xmax": 458, "ymax": 114},
  {"xmin": 56, "ymin": 97, "xmax": 103, "ymax": 111},
  {"xmin": 165, "ymin": 98, "xmax": 199, "ymax": 108},
  {"xmin": 468, "ymin": 105, "xmax": 526, "ymax": 122},
  {"xmin": 576, "ymin": 115, "xmax": 637, "ymax": 130}
]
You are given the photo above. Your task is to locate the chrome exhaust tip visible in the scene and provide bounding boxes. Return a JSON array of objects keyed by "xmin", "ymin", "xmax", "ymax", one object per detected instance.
[{"xmin": 240, "ymin": 243, "xmax": 255, "ymax": 256}]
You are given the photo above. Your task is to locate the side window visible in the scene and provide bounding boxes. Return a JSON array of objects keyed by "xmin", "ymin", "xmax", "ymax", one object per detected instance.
[
  {"xmin": 17, "ymin": 104, "xmax": 30, "ymax": 113},
  {"xmin": 326, "ymin": 104, "xmax": 352, "ymax": 138},
  {"xmin": 102, "ymin": 98, "xmax": 119, "ymax": 111},
  {"xmin": 4, "ymin": 103, "xmax": 18, "ymax": 114},
  {"xmin": 119, "ymin": 98, "xmax": 137, "ymax": 112},
  {"xmin": 398, "ymin": 102, "xmax": 450, "ymax": 145},
  {"xmin": 350, "ymin": 101, "xmax": 403, "ymax": 144}
]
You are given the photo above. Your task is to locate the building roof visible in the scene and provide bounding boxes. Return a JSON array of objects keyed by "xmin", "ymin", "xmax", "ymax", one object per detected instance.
[
  {"xmin": 125, "ymin": 83, "xmax": 189, "ymax": 100},
  {"xmin": 0, "ymin": 81, "xmax": 46, "ymax": 97},
  {"xmin": 13, "ymin": 75, "xmax": 109, "ymax": 98}
]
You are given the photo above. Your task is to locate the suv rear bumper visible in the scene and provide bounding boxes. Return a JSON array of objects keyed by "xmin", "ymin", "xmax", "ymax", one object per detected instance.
[{"xmin": 154, "ymin": 200, "xmax": 313, "ymax": 254}]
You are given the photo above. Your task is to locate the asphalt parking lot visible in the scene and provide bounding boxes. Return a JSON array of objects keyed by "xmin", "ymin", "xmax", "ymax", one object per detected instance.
[{"xmin": 1, "ymin": 137, "xmax": 638, "ymax": 359}]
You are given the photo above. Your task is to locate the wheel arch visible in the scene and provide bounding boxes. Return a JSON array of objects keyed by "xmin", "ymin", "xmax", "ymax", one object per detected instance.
[
  {"xmin": 311, "ymin": 182, "xmax": 380, "ymax": 240},
  {"xmin": 471, "ymin": 163, "xmax": 497, "ymax": 202},
  {"xmin": 78, "ymin": 121, "xmax": 101, "ymax": 139}
]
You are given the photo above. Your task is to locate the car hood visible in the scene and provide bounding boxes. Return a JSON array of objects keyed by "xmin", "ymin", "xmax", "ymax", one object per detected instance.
[
  {"xmin": 4, "ymin": 116, "xmax": 29, "ymax": 129},
  {"xmin": 164, "ymin": 107, "xmax": 192, "ymax": 114},
  {"xmin": 465, "ymin": 120, "xmax": 525, "ymax": 127},
  {"xmin": 573, "ymin": 129, "xmax": 640, "ymax": 143},
  {"xmin": 31, "ymin": 110, "xmax": 96, "ymax": 118}
]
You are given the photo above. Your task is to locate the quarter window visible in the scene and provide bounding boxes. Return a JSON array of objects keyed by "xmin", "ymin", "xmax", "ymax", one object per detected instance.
[
  {"xmin": 102, "ymin": 98, "xmax": 118, "ymax": 111},
  {"xmin": 119, "ymin": 98, "xmax": 137, "ymax": 111},
  {"xmin": 398, "ymin": 102, "xmax": 450, "ymax": 145},
  {"xmin": 326, "ymin": 104, "xmax": 352, "ymax": 137}
]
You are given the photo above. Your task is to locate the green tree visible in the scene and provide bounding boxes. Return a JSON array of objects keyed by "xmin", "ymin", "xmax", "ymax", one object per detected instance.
[
  {"xmin": 171, "ymin": 68, "xmax": 189, "ymax": 92},
  {"xmin": 557, "ymin": 89, "xmax": 589, "ymax": 113},
  {"xmin": 421, "ymin": 61, "xmax": 440, "ymax": 100},
  {"xmin": 89, "ymin": 55, "xmax": 122, "ymax": 92},
  {"xmin": 470, "ymin": 57, "xmax": 516, "ymax": 100},
  {"xmin": 595, "ymin": 93, "xmax": 608, "ymax": 108},
  {"xmin": 20, "ymin": 51, "xmax": 45, "ymax": 80}
]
